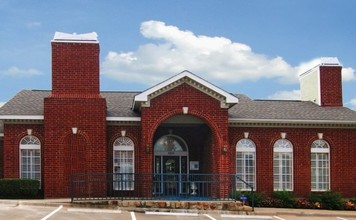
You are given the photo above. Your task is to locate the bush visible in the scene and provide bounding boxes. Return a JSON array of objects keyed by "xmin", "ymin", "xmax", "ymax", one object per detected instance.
[
  {"xmin": 273, "ymin": 191, "xmax": 296, "ymax": 208},
  {"xmin": 230, "ymin": 190, "xmax": 264, "ymax": 207},
  {"xmin": 308, "ymin": 191, "xmax": 343, "ymax": 210},
  {"xmin": 0, "ymin": 179, "xmax": 41, "ymax": 199}
]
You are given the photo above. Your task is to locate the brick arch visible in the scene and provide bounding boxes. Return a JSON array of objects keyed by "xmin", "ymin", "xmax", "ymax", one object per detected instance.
[
  {"xmin": 109, "ymin": 133, "xmax": 139, "ymax": 149},
  {"xmin": 148, "ymin": 109, "xmax": 224, "ymax": 147}
]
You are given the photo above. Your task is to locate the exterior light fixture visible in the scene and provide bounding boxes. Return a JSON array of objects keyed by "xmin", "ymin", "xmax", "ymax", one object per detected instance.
[
  {"xmin": 280, "ymin": 132, "xmax": 287, "ymax": 139},
  {"xmin": 222, "ymin": 145, "xmax": 228, "ymax": 154},
  {"xmin": 244, "ymin": 132, "xmax": 249, "ymax": 139},
  {"xmin": 121, "ymin": 130, "xmax": 126, "ymax": 137},
  {"xmin": 182, "ymin": 107, "xmax": 189, "ymax": 114},
  {"xmin": 72, "ymin": 127, "xmax": 78, "ymax": 134},
  {"xmin": 146, "ymin": 145, "xmax": 150, "ymax": 153},
  {"xmin": 318, "ymin": 133, "xmax": 323, "ymax": 139},
  {"xmin": 27, "ymin": 129, "xmax": 33, "ymax": 136}
]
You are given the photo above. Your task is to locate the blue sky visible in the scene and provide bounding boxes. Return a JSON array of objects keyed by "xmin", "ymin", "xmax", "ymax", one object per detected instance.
[{"xmin": 1, "ymin": 0, "xmax": 355, "ymax": 109}]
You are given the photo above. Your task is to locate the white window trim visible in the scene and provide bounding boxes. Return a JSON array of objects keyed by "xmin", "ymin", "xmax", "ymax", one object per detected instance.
[
  {"xmin": 19, "ymin": 135, "xmax": 41, "ymax": 186},
  {"xmin": 113, "ymin": 136, "xmax": 135, "ymax": 191},
  {"xmin": 273, "ymin": 139, "xmax": 294, "ymax": 191},
  {"xmin": 236, "ymin": 138, "xmax": 256, "ymax": 190},
  {"xmin": 311, "ymin": 139, "xmax": 330, "ymax": 191}
]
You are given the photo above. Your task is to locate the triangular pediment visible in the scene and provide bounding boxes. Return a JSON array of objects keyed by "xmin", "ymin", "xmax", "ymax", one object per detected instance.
[{"xmin": 133, "ymin": 70, "xmax": 239, "ymax": 111}]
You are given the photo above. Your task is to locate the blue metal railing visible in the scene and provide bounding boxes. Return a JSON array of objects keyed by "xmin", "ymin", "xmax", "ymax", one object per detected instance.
[{"xmin": 70, "ymin": 173, "xmax": 254, "ymax": 207}]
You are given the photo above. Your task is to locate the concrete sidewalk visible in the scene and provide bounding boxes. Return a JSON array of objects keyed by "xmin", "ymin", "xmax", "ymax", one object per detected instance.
[
  {"xmin": 1, "ymin": 199, "xmax": 356, "ymax": 217},
  {"xmin": 254, "ymin": 207, "xmax": 356, "ymax": 218}
]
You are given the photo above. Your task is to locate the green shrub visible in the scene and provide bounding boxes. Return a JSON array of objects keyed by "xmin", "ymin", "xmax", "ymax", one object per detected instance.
[
  {"xmin": 273, "ymin": 191, "xmax": 296, "ymax": 208},
  {"xmin": 308, "ymin": 191, "xmax": 343, "ymax": 210},
  {"xmin": 0, "ymin": 179, "xmax": 41, "ymax": 199},
  {"xmin": 230, "ymin": 190, "xmax": 264, "ymax": 207}
]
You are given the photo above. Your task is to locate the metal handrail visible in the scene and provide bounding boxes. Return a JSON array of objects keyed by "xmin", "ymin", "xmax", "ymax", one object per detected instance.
[{"xmin": 70, "ymin": 173, "xmax": 254, "ymax": 208}]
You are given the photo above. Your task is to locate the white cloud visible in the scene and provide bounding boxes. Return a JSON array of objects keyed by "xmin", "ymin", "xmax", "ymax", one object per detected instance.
[
  {"xmin": 348, "ymin": 98, "xmax": 356, "ymax": 110},
  {"xmin": 101, "ymin": 20, "xmax": 355, "ymax": 86},
  {"xmin": 26, "ymin": 21, "xmax": 41, "ymax": 29},
  {"xmin": 1, "ymin": 66, "xmax": 42, "ymax": 77},
  {"xmin": 341, "ymin": 67, "xmax": 356, "ymax": 81},
  {"xmin": 267, "ymin": 90, "xmax": 301, "ymax": 100}
]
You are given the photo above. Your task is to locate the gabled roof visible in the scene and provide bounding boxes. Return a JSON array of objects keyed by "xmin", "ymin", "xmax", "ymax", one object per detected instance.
[{"xmin": 133, "ymin": 70, "xmax": 239, "ymax": 111}]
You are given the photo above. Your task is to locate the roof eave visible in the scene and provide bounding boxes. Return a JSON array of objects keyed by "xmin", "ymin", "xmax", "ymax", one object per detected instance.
[{"xmin": 0, "ymin": 115, "xmax": 44, "ymax": 120}]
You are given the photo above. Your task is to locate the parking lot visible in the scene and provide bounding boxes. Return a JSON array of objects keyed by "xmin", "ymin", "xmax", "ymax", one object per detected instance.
[{"xmin": 0, "ymin": 203, "xmax": 356, "ymax": 220}]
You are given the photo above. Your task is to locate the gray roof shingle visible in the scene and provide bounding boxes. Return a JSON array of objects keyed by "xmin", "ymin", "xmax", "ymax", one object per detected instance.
[
  {"xmin": 0, "ymin": 90, "xmax": 356, "ymax": 123},
  {"xmin": 230, "ymin": 94, "xmax": 356, "ymax": 121}
]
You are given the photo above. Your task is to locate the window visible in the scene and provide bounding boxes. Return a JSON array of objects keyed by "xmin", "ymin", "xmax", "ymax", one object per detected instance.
[
  {"xmin": 113, "ymin": 136, "xmax": 134, "ymax": 190},
  {"xmin": 273, "ymin": 139, "xmax": 293, "ymax": 191},
  {"xmin": 20, "ymin": 136, "xmax": 41, "ymax": 185},
  {"xmin": 236, "ymin": 139, "xmax": 256, "ymax": 190},
  {"xmin": 311, "ymin": 140, "xmax": 330, "ymax": 191}
]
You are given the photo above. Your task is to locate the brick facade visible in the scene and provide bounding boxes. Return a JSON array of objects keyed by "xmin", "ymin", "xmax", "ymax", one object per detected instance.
[
  {"xmin": 319, "ymin": 66, "xmax": 343, "ymax": 106},
  {"xmin": 1, "ymin": 33, "xmax": 355, "ymax": 199}
]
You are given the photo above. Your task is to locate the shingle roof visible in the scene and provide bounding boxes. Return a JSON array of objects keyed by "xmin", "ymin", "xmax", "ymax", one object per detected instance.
[
  {"xmin": 0, "ymin": 90, "xmax": 356, "ymax": 124},
  {"xmin": 0, "ymin": 90, "xmax": 140, "ymax": 118},
  {"xmin": 230, "ymin": 94, "xmax": 356, "ymax": 121}
]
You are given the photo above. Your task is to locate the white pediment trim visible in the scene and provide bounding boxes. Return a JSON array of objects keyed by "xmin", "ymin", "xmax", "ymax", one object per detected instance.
[{"xmin": 132, "ymin": 70, "xmax": 239, "ymax": 111}]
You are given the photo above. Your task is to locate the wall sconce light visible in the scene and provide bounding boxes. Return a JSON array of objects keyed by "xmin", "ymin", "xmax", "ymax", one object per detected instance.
[
  {"xmin": 121, "ymin": 130, "xmax": 126, "ymax": 137},
  {"xmin": 317, "ymin": 133, "xmax": 323, "ymax": 140},
  {"xmin": 222, "ymin": 145, "xmax": 228, "ymax": 154},
  {"xmin": 72, "ymin": 127, "xmax": 78, "ymax": 134},
  {"xmin": 244, "ymin": 132, "xmax": 249, "ymax": 139},
  {"xmin": 182, "ymin": 106, "xmax": 189, "ymax": 114},
  {"xmin": 146, "ymin": 145, "xmax": 150, "ymax": 154},
  {"xmin": 280, "ymin": 132, "xmax": 287, "ymax": 139},
  {"xmin": 27, "ymin": 129, "xmax": 33, "ymax": 136}
]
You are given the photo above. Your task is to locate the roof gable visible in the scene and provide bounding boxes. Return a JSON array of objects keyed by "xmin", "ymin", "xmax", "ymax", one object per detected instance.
[{"xmin": 133, "ymin": 70, "xmax": 239, "ymax": 111}]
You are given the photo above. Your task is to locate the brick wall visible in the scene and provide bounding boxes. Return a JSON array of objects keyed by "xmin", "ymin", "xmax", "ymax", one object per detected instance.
[
  {"xmin": 106, "ymin": 125, "xmax": 141, "ymax": 173},
  {"xmin": 3, "ymin": 124, "xmax": 44, "ymax": 180},
  {"xmin": 44, "ymin": 97, "xmax": 106, "ymax": 197},
  {"xmin": 51, "ymin": 42, "xmax": 100, "ymax": 96},
  {"xmin": 229, "ymin": 127, "xmax": 356, "ymax": 197},
  {"xmin": 140, "ymin": 83, "xmax": 230, "ymax": 175},
  {"xmin": 319, "ymin": 66, "xmax": 343, "ymax": 107},
  {"xmin": 0, "ymin": 137, "xmax": 3, "ymax": 178}
]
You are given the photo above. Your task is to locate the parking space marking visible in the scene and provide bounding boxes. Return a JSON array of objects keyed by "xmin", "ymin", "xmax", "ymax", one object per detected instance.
[
  {"xmin": 337, "ymin": 217, "xmax": 348, "ymax": 220},
  {"xmin": 67, "ymin": 208, "xmax": 121, "ymax": 213},
  {"xmin": 131, "ymin": 211, "xmax": 136, "ymax": 220},
  {"xmin": 204, "ymin": 214, "xmax": 217, "ymax": 220},
  {"xmin": 221, "ymin": 214, "xmax": 273, "ymax": 219},
  {"xmin": 145, "ymin": 211, "xmax": 198, "ymax": 216},
  {"xmin": 273, "ymin": 216, "xmax": 286, "ymax": 220},
  {"xmin": 41, "ymin": 205, "xmax": 63, "ymax": 220}
]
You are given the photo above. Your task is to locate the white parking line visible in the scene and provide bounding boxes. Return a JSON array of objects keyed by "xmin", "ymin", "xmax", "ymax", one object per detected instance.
[
  {"xmin": 131, "ymin": 211, "xmax": 136, "ymax": 220},
  {"xmin": 221, "ymin": 214, "xmax": 273, "ymax": 219},
  {"xmin": 67, "ymin": 208, "xmax": 121, "ymax": 213},
  {"xmin": 204, "ymin": 214, "xmax": 217, "ymax": 220},
  {"xmin": 273, "ymin": 216, "xmax": 286, "ymax": 220},
  {"xmin": 145, "ymin": 211, "xmax": 198, "ymax": 216},
  {"xmin": 337, "ymin": 217, "xmax": 348, "ymax": 220},
  {"xmin": 41, "ymin": 205, "xmax": 63, "ymax": 220}
]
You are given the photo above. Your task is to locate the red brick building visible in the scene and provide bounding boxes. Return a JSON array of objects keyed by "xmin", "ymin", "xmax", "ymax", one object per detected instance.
[{"xmin": 0, "ymin": 32, "xmax": 355, "ymax": 198}]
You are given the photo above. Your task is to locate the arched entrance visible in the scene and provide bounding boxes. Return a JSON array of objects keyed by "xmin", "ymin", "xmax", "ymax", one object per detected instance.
[{"xmin": 153, "ymin": 135, "xmax": 189, "ymax": 196}]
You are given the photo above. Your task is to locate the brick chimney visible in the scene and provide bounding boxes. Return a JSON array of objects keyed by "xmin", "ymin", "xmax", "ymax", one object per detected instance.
[
  {"xmin": 51, "ymin": 32, "xmax": 100, "ymax": 96},
  {"xmin": 44, "ymin": 32, "xmax": 106, "ymax": 197},
  {"xmin": 300, "ymin": 57, "xmax": 343, "ymax": 107}
]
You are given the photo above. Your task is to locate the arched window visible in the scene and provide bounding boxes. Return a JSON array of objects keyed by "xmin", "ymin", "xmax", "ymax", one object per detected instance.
[
  {"xmin": 273, "ymin": 139, "xmax": 293, "ymax": 191},
  {"xmin": 236, "ymin": 139, "xmax": 256, "ymax": 190},
  {"xmin": 311, "ymin": 139, "xmax": 330, "ymax": 191},
  {"xmin": 20, "ymin": 135, "xmax": 41, "ymax": 184},
  {"xmin": 113, "ymin": 136, "xmax": 134, "ymax": 190}
]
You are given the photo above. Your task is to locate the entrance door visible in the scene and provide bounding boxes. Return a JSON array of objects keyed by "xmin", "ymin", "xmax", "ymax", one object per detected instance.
[
  {"xmin": 153, "ymin": 135, "xmax": 188, "ymax": 196},
  {"xmin": 163, "ymin": 156, "xmax": 179, "ymax": 195}
]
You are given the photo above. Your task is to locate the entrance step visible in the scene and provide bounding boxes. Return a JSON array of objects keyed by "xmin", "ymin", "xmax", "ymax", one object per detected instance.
[{"xmin": 72, "ymin": 200, "xmax": 254, "ymax": 214}]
